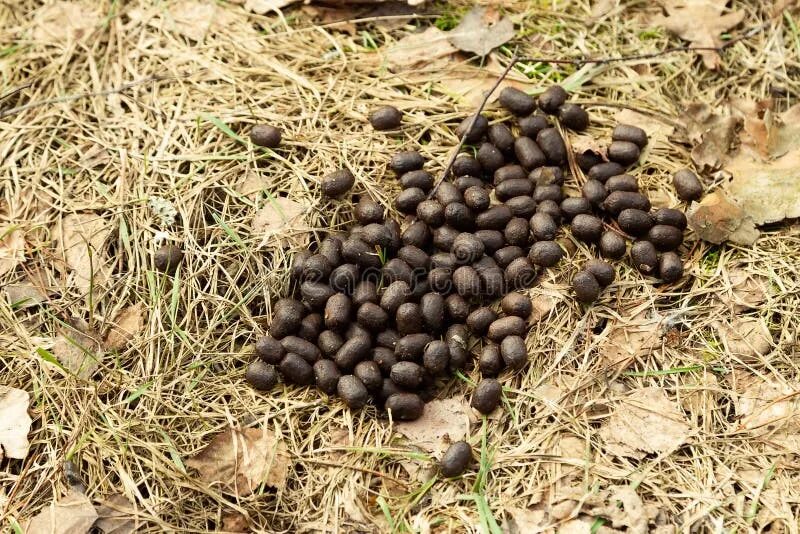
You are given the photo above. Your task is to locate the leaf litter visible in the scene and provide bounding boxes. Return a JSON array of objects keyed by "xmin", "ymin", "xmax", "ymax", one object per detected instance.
[
  {"xmin": 186, "ymin": 425, "xmax": 290, "ymax": 496},
  {"xmin": 0, "ymin": 386, "xmax": 32, "ymax": 461},
  {"xmin": 104, "ymin": 304, "xmax": 146, "ymax": 352},
  {"xmin": 447, "ymin": 7, "xmax": 515, "ymax": 58},
  {"xmin": 395, "ymin": 396, "xmax": 470, "ymax": 456},
  {"xmin": 24, "ymin": 489, "xmax": 98, "ymax": 534},
  {"xmin": 599, "ymin": 387, "xmax": 692, "ymax": 459},
  {"xmin": 52, "ymin": 318, "xmax": 104, "ymax": 379},
  {"xmin": 0, "ymin": 226, "xmax": 25, "ymax": 277},
  {"xmin": 597, "ymin": 310, "xmax": 663, "ymax": 372},
  {"xmin": 714, "ymin": 317, "xmax": 772, "ymax": 359},
  {"xmin": 52, "ymin": 213, "xmax": 112, "ymax": 294},
  {"xmin": 94, "ymin": 494, "xmax": 139, "ymax": 534},
  {"xmin": 652, "ymin": 0, "xmax": 745, "ymax": 69},
  {"xmin": 251, "ymin": 196, "xmax": 311, "ymax": 248}
]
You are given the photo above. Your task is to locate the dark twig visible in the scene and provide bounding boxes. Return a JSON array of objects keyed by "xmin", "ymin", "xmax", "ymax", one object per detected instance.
[
  {"xmin": 430, "ymin": 54, "xmax": 519, "ymax": 198},
  {"xmin": 0, "ymin": 72, "xmax": 198, "ymax": 119}
]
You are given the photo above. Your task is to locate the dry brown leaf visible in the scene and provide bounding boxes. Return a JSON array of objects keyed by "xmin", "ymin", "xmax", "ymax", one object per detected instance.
[
  {"xmin": 395, "ymin": 396, "xmax": 469, "ymax": 455},
  {"xmin": 590, "ymin": 0, "xmax": 620, "ymax": 20},
  {"xmin": 597, "ymin": 311, "xmax": 662, "ymax": 371},
  {"xmin": 613, "ymin": 109, "xmax": 675, "ymax": 145},
  {"xmin": 0, "ymin": 386, "xmax": 32, "ymax": 461},
  {"xmin": 0, "ymin": 227, "xmax": 25, "ymax": 277},
  {"xmin": 686, "ymin": 190, "xmax": 759, "ymax": 245},
  {"xmin": 251, "ymin": 197, "xmax": 310, "ymax": 248},
  {"xmin": 736, "ymin": 380, "xmax": 800, "ymax": 439},
  {"xmin": 599, "ymin": 387, "xmax": 691, "ymax": 459},
  {"xmin": 725, "ymin": 104, "xmax": 800, "ymax": 225},
  {"xmin": 585, "ymin": 486, "xmax": 655, "ymax": 534},
  {"xmin": 437, "ymin": 57, "xmax": 530, "ymax": 106},
  {"xmin": 168, "ymin": 1, "xmax": 232, "ymax": 41},
  {"xmin": 447, "ymin": 7, "xmax": 515, "ymax": 57},
  {"xmin": 718, "ymin": 267, "xmax": 768, "ymax": 312},
  {"xmin": 25, "ymin": 489, "xmax": 98, "ymax": 534},
  {"xmin": 33, "ymin": 2, "xmax": 100, "ymax": 45},
  {"xmin": 235, "ymin": 172, "xmax": 268, "ymax": 200},
  {"xmin": 104, "ymin": 304, "xmax": 145, "ymax": 351},
  {"xmin": 681, "ymin": 103, "xmax": 741, "ymax": 171},
  {"xmin": 53, "ymin": 321, "xmax": 104, "ymax": 379},
  {"xmin": 570, "ymin": 133, "xmax": 608, "ymax": 162},
  {"xmin": 503, "ymin": 506, "xmax": 547, "ymax": 532},
  {"xmin": 653, "ymin": 0, "xmax": 745, "ymax": 69},
  {"xmin": 94, "ymin": 494, "xmax": 138, "ymax": 534},
  {"xmin": 5, "ymin": 283, "xmax": 48, "ymax": 309},
  {"xmin": 221, "ymin": 511, "xmax": 251, "ymax": 533},
  {"xmin": 384, "ymin": 27, "xmax": 458, "ymax": 71},
  {"xmin": 186, "ymin": 426, "xmax": 290, "ymax": 496},
  {"xmin": 714, "ymin": 317, "xmax": 771, "ymax": 359},
  {"xmin": 53, "ymin": 213, "xmax": 112, "ymax": 293},
  {"xmin": 245, "ymin": 0, "xmax": 295, "ymax": 15},
  {"xmin": 528, "ymin": 294, "xmax": 556, "ymax": 323}
]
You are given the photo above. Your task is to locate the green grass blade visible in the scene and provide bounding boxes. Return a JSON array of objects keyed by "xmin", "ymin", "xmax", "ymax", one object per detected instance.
[{"xmin": 203, "ymin": 114, "xmax": 246, "ymax": 145}]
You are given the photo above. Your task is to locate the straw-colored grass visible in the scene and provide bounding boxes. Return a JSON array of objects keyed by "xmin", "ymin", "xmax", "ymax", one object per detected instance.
[{"xmin": 2, "ymin": 0, "xmax": 799, "ymax": 532}]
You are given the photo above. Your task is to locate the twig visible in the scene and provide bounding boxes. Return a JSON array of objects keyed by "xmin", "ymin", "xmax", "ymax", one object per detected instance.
[
  {"xmin": 429, "ymin": 54, "xmax": 519, "ymax": 198},
  {"xmin": 0, "ymin": 72, "xmax": 198, "ymax": 119}
]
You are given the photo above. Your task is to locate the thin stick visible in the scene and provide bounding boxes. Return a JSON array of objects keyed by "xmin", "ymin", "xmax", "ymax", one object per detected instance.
[{"xmin": 429, "ymin": 54, "xmax": 519, "ymax": 198}]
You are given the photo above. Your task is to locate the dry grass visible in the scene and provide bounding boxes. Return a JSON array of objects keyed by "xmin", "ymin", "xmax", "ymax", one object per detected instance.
[{"xmin": 2, "ymin": 0, "xmax": 799, "ymax": 532}]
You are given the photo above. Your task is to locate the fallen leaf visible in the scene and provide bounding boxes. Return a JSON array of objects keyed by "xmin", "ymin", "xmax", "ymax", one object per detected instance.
[
  {"xmin": 52, "ymin": 320, "xmax": 104, "ymax": 379},
  {"xmin": 384, "ymin": 26, "xmax": 458, "ymax": 70},
  {"xmin": 590, "ymin": 0, "xmax": 620, "ymax": 20},
  {"xmin": 33, "ymin": 2, "xmax": 100, "ymax": 45},
  {"xmin": 53, "ymin": 213, "xmax": 112, "ymax": 293},
  {"xmin": 244, "ymin": 0, "xmax": 295, "ymax": 15},
  {"xmin": 187, "ymin": 426, "xmax": 290, "ymax": 496},
  {"xmin": 503, "ymin": 506, "xmax": 546, "ymax": 532},
  {"xmin": 686, "ymin": 190, "xmax": 759, "ymax": 245},
  {"xmin": 447, "ymin": 7, "xmax": 515, "ymax": 57},
  {"xmin": 533, "ymin": 383, "xmax": 565, "ymax": 417},
  {"xmin": 4, "ymin": 283, "xmax": 48, "ymax": 309},
  {"xmin": 94, "ymin": 494, "xmax": 138, "ymax": 534},
  {"xmin": 653, "ymin": 0, "xmax": 745, "ymax": 69},
  {"xmin": 0, "ymin": 386, "xmax": 32, "ymax": 461},
  {"xmin": 25, "ymin": 489, "xmax": 98, "ymax": 534},
  {"xmin": 736, "ymin": 380, "xmax": 800, "ymax": 436},
  {"xmin": 714, "ymin": 317, "xmax": 772, "ymax": 359},
  {"xmin": 597, "ymin": 311, "xmax": 663, "ymax": 371},
  {"xmin": 718, "ymin": 267, "xmax": 768, "ymax": 312},
  {"xmin": 104, "ymin": 304, "xmax": 145, "ymax": 351},
  {"xmin": 725, "ymin": 104, "xmax": 800, "ymax": 225},
  {"xmin": 599, "ymin": 387, "xmax": 691, "ymax": 459},
  {"xmin": 680, "ymin": 103, "xmax": 741, "ymax": 171},
  {"xmin": 301, "ymin": 5, "xmax": 358, "ymax": 35},
  {"xmin": 570, "ymin": 134, "xmax": 607, "ymax": 162},
  {"xmin": 395, "ymin": 397, "xmax": 469, "ymax": 456},
  {"xmin": 528, "ymin": 294, "xmax": 556, "ymax": 323},
  {"xmin": 251, "ymin": 196, "xmax": 310, "ymax": 248},
  {"xmin": 613, "ymin": 109, "xmax": 675, "ymax": 145},
  {"xmin": 585, "ymin": 486, "xmax": 655, "ymax": 534},
  {"xmin": 679, "ymin": 373, "xmax": 720, "ymax": 418},
  {"xmin": 167, "ymin": 1, "xmax": 219, "ymax": 41},
  {"xmin": 235, "ymin": 172, "xmax": 268, "ymax": 200},
  {"xmin": 0, "ymin": 227, "xmax": 25, "ymax": 277},
  {"xmin": 437, "ymin": 55, "xmax": 530, "ymax": 106},
  {"xmin": 221, "ymin": 511, "xmax": 250, "ymax": 533}
]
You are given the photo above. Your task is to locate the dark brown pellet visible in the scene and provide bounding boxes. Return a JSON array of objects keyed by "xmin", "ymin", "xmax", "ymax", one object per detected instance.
[
  {"xmin": 560, "ymin": 197, "xmax": 592, "ymax": 220},
  {"xmin": 420, "ymin": 293, "xmax": 445, "ymax": 334},
  {"xmin": 617, "ymin": 208, "xmax": 654, "ymax": 237},
  {"xmin": 506, "ymin": 196, "xmax": 537, "ymax": 218},
  {"xmin": 588, "ymin": 162, "xmax": 625, "ymax": 183},
  {"xmin": 487, "ymin": 316, "xmax": 527, "ymax": 342},
  {"xmin": 354, "ymin": 361, "xmax": 383, "ymax": 392},
  {"xmin": 445, "ymin": 324, "xmax": 470, "ymax": 371},
  {"xmin": 398, "ymin": 245, "xmax": 430, "ymax": 271},
  {"xmin": 417, "ymin": 199, "xmax": 445, "ymax": 227},
  {"xmin": 352, "ymin": 281, "xmax": 378, "ymax": 307},
  {"xmin": 452, "ymin": 155, "xmax": 482, "ymax": 178},
  {"xmin": 456, "ymin": 114, "xmax": 489, "ymax": 143},
  {"xmin": 505, "ymin": 257, "xmax": 536, "ymax": 290},
  {"xmin": 576, "ymin": 149, "xmax": 603, "ymax": 172},
  {"xmin": 659, "ymin": 252, "xmax": 684, "ymax": 283},
  {"xmin": 300, "ymin": 281, "xmax": 335, "ymax": 311},
  {"xmin": 599, "ymin": 231, "xmax": 627, "ymax": 260},
  {"xmin": 476, "ymin": 205, "xmax": 513, "ymax": 230},
  {"xmin": 500, "ymin": 336, "xmax": 527, "ymax": 370},
  {"xmin": 444, "ymin": 202, "xmax": 475, "ymax": 232},
  {"xmin": 496, "ymin": 178, "xmax": 533, "ymax": 201},
  {"xmin": 250, "ymin": 124, "xmax": 282, "ymax": 148},
  {"xmin": 494, "ymin": 245, "xmax": 524, "ymax": 268},
  {"xmin": 494, "ymin": 164, "xmax": 527, "ymax": 185},
  {"xmin": 354, "ymin": 198, "xmax": 384, "ymax": 225},
  {"xmin": 630, "ymin": 240, "xmax": 658, "ymax": 275},
  {"xmin": 246, "ymin": 360, "xmax": 278, "ymax": 390},
  {"xmin": 376, "ymin": 329, "xmax": 400, "ymax": 350},
  {"xmin": 369, "ymin": 106, "xmax": 402, "ymax": 130},
  {"xmin": 440, "ymin": 441, "xmax": 473, "ymax": 477},
  {"xmin": 321, "ymin": 168, "xmax": 355, "ymax": 198},
  {"xmin": 423, "ymin": 340, "xmax": 450, "ymax": 375},
  {"xmin": 380, "ymin": 281, "xmax": 410, "ymax": 314},
  {"xmin": 488, "ymin": 123, "xmax": 515, "ymax": 153},
  {"xmin": 372, "ymin": 346, "xmax": 398, "ymax": 374},
  {"xmin": 571, "ymin": 214, "xmax": 604, "ymax": 243},
  {"xmin": 291, "ymin": 251, "xmax": 311, "ymax": 281},
  {"xmin": 401, "ymin": 169, "xmax": 434, "ymax": 191},
  {"xmin": 515, "ymin": 136, "xmax": 547, "ymax": 170},
  {"xmin": 346, "ymin": 322, "xmax": 372, "ymax": 342},
  {"xmin": 605, "ymin": 174, "xmax": 638, "ymax": 193},
  {"xmin": 301, "ymin": 254, "xmax": 332, "ymax": 282},
  {"xmin": 504, "ymin": 217, "xmax": 531, "ymax": 247},
  {"xmin": 647, "ymin": 225, "xmax": 684, "ymax": 251},
  {"xmin": 334, "ymin": 336, "xmax": 371, "ymax": 371},
  {"xmin": 673, "ymin": 169, "xmax": 703, "ymax": 201},
  {"xmin": 475, "ymin": 229, "xmax": 505, "ymax": 254},
  {"xmin": 519, "ymin": 114, "xmax": 549, "ymax": 138},
  {"xmin": 536, "ymin": 200, "xmax": 563, "ymax": 224},
  {"xmin": 653, "ymin": 208, "xmax": 687, "ymax": 230},
  {"xmin": 529, "ymin": 166, "xmax": 564, "ymax": 186},
  {"xmin": 464, "ymin": 186, "xmax": 491, "ymax": 211},
  {"xmin": 281, "ymin": 336, "xmax": 322, "ymax": 364},
  {"xmin": 385, "ymin": 393, "xmax": 424, "ymax": 421},
  {"xmin": 582, "ymin": 179, "xmax": 607, "ymax": 207},
  {"xmin": 608, "ymin": 141, "xmax": 640, "ymax": 166},
  {"xmin": 396, "ymin": 302, "xmax": 423, "ymax": 335},
  {"xmin": 395, "ymin": 187, "xmax": 427, "ymax": 214},
  {"xmin": 256, "ymin": 335, "xmax": 285, "ymax": 364},
  {"xmin": 298, "ymin": 313, "xmax": 323, "ymax": 342},
  {"xmin": 318, "ymin": 330, "xmax": 344, "ymax": 358},
  {"xmin": 390, "ymin": 361, "xmax": 425, "ymax": 389},
  {"xmin": 432, "ymin": 225, "xmax": 460, "ymax": 251},
  {"xmin": 453, "ymin": 265, "xmax": 481, "ymax": 297},
  {"xmin": 536, "ymin": 128, "xmax": 567, "ymax": 165},
  {"xmin": 573, "ymin": 270, "xmax": 601, "ymax": 303},
  {"xmin": 445, "ymin": 294, "xmax": 470, "ymax": 323},
  {"xmin": 529, "ymin": 240, "xmax": 563, "ymax": 267},
  {"xmin": 342, "ymin": 237, "xmax": 381, "ymax": 269},
  {"xmin": 538, "ymin": 85, "xmax": 568, "ymax": 114},
  {"xmin": 471, "ymin": 378, "xmax": 502, "ymax": 414},
  {"xmin": 603, "ymin": 191, "xmax": 651, "ymax": 216},
  {"xmin": 533, "ymin": 184, "xmax": 563, "ymax": 203},
  {"xmin": 357, "ymin": 302, "xmax": 389, "ymax": 332},
  {"xmin": 361, "ymin": 223, "xmax": 392, "ymax": 248},
  {"xmin": 479, "ymin": 344, "xmax": 503, "ymax": 376},
  {"xmin": 338, "ymin": 375, "xmax": 370, "ymax": 409},
  {"xmin": 280, "ymin": 353, "xmax": 314, "ymax": 385},
  {"xmin": 390, "ymin": 151, "xmax": 424, "ymax": 175},
  {"xmin": 585, "ymin": 259, "xmax": 615, "ymax": 287},
  {"xmin": 431, "ymin": 252, "xmax": 456, "ymax": 270},
  {"xmin": 324, "ymin": 293, "xmax": 351, "ymax": 331},
  {"xmin": 530, "ymin": 212, "xmax": 558, "ymax": 241},
  {"xmin": 436, "ymin": 182, "xmax": 463, "ymax": 205},
  {"xmin": 313, "ymin": 359, "xmax": 341, "ymax": 394},
  {"xmin": 428, "ymin": 267, "xmax": 453, "ymax": 294},
  {"xmin": 477, "ymin": 142, "xmax": 505, "ymax": 173},
  {"xmin": 402, "ymin": 220, "xmax": 431, "ymax": 248},
  {"xmin": 155, "ymin": 243, "xmax": 184, "ymax": 273},
  {"xmin": 501, "ymin": 293, "xmax": 533, "ymax": 318},
  {"xmin": 558, "ymin": 103, "xmax": 589, "ymax": 131},
  {"xmin": 612, "ymin": 124, "xmax": 648, "ymax": 148},
  {"xmin": 452, "ymin": 233, "xmax": 485, "ymax": 264},
  {"xmin": 395, "ymin": 333, "xmax": 433, "ymax": 361},
  {"xmin": 499, "ymin": 86, "xmax": 536, "ymax": 115},
  {"xmin": 467, "ymin": 307, "xmax": 497, "ymax": 336}
]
